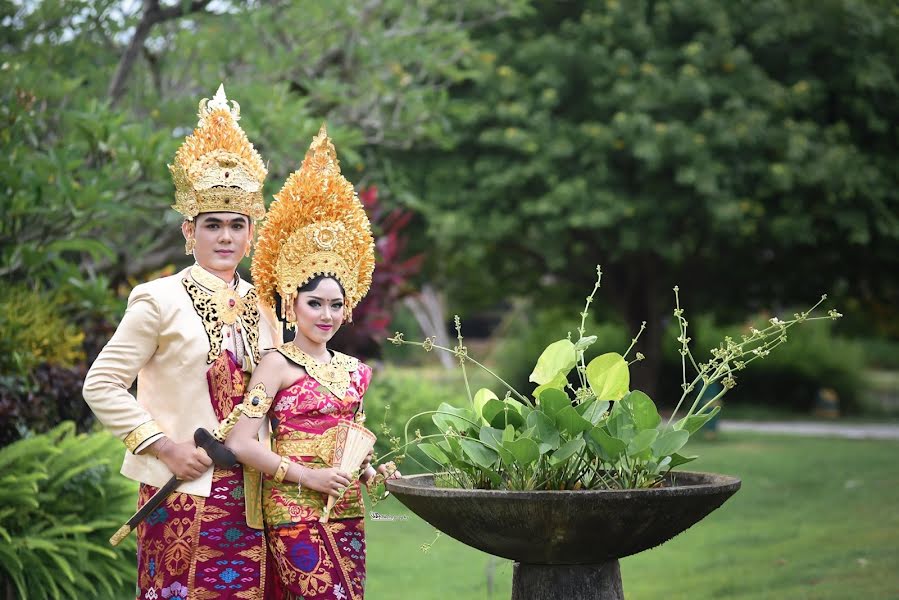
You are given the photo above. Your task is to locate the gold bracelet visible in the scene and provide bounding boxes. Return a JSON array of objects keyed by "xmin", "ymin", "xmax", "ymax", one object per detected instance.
[
  {"xmin": 297, "ymin": 466, "xmax": 305, "ymax": 494},
  {"xmin": 273, "ymin": 456, "xmax": 291, "ymax": 483}
]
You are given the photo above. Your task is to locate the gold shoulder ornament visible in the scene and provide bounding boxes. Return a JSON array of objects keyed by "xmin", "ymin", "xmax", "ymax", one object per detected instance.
[{"xmin": 211, "ymin": 383, "xmax": 272, "ymax": 442}]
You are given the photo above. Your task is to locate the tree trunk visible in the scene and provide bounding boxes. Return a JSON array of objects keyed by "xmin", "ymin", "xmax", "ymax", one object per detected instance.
[
  {"xmin": 607, "ymin": 255, "xmax": 667, "ymax": 401},
  {"xmin": 403, "ymin": 285, "xmax": 455, "ymax": 369},
  {"xmin": 107, "ymin": 0, "xmax": 212, "ymax": 106}
]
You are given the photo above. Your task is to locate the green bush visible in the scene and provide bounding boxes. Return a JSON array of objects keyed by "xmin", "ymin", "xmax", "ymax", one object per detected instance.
[
  {"xmin": 859, "ymin": 337, "xmax": 899, "ymax": 371},
  {"xmin": 0, "ymin": 286, "xmax": 85, "ymax": 377},
  {"xmin": 0, "ymin": 422, "xmax": 137, "ymax": 599},
  {"xmin": 0, "ymin": 287, "xmax": 97, "ymax": 446}
]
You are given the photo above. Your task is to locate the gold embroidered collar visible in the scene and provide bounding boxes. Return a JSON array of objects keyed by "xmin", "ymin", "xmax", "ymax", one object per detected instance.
[
  {"xmin": 189, "ymin": 263, "xmax": 237, "ymax": 291},
  {"xmin": 182, "ymin": 264, "xmax": 261, "ymax": 364},
  {"xmin": 277, "ymin": 343, "xmax": 358, "ymax": 399}
]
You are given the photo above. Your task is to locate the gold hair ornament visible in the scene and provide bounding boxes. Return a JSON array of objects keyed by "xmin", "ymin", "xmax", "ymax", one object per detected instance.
[{"xmin": 251, "ymin": 124, "xmax": 374, "ymax": 326}]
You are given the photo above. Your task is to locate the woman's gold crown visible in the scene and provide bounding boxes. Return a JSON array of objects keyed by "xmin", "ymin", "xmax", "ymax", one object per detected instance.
[{"xmin": 252, "ymin": 124, "xmax": 374, "ymax": 325}]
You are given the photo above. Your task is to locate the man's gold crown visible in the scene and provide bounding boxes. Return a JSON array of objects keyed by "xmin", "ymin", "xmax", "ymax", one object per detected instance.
[{"xmin": 169, "ymin": 84, "xmax": 267, "ymax": 221}]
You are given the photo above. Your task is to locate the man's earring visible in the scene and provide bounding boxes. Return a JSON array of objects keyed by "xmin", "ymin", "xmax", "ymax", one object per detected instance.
[
  {"xmin": 244, "ymin": 240, "xmax": 252, "ymax": 258},
  {"xmin": 184, "ymin": 236, "xmax": 196, "ymax": 255}
]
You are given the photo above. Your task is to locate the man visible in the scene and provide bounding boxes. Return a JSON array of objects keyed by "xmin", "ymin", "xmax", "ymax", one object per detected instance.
[{"xmin": 83, "ymin": 85, "xmax": 278, "ymax": 599}]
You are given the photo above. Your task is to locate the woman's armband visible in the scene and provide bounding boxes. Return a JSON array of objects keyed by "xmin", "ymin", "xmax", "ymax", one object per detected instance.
[{"xmin": 238, "ymin": 383, "xmax": 273, "ymax": 419}]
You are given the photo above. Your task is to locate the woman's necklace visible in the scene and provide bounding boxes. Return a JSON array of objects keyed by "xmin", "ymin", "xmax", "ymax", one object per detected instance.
[{"xmin": 277, "ymin": 343, "xmax": 358, "ymax": 399}]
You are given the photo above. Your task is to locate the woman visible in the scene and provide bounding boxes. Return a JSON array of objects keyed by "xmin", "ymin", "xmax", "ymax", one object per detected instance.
[{"xmin": 225, "ymin": 125, "xmax": 398, "ymax": 600}]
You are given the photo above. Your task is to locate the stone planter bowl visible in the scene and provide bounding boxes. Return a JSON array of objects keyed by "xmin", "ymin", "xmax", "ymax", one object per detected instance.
[{"xmin": 387, "ymin": 471, "xmax": 741, "ymax": 599}]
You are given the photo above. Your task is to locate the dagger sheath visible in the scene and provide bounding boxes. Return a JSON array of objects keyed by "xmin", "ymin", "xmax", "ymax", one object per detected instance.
[{"xmin": 109, "ymin": 412, "xmax": 243, "ymax": 546}]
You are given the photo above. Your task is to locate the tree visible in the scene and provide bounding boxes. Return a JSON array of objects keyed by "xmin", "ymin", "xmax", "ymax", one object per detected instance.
[
  {"xmin": 387, "ymin": 0, "xmax": 899, "ymax": 395},
  {"xmin": 0, "ymin": 0, "xmax": 530, "ymax": 440}
]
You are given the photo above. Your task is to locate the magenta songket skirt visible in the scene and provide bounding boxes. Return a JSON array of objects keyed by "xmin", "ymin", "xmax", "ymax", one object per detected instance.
[{"xmin": 267, "ymin": 519, "xmax": 366, "ymax": 600}]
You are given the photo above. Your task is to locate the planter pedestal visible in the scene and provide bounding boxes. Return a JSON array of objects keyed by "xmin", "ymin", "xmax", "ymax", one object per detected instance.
[{"xmin": 512, "ymin": 561, "xmax": 623, "ymax": 600}]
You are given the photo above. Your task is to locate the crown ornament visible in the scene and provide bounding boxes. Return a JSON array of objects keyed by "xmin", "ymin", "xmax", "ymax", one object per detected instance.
[
  {"xmin": 169, "ymin": 84, "xmax": 267, "ymax": 221},
  {"xmin": 252, "ymin": 124, "xmax": 375, "ymax": 325}
]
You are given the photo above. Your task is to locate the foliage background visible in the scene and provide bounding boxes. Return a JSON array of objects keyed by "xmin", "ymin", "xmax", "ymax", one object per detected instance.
[{"xmin": 3, "ymin": 0, "xmax": 897, "ymax": 432}]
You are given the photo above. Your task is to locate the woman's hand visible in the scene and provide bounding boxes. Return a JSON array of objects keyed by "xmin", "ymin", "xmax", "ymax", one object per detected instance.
[
  {"xmin": 360, "ymin": 465, "xmax": 377, "ymax": 484},
  {"xmin": 299, "ymin": 467, "xmax": 352, "ymax": 498},
  {"xmin": 377, "ymin": 461, "xmax": 402, "ymax": 480},
  {"xmin": 359, "ymin": 450, "xmax": 373, "ymax": 472}
]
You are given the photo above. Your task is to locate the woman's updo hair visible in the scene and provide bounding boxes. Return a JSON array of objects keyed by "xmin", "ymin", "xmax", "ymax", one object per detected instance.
[{"xmin": 298, "ymin": 275, "xmax": 346, "ymax": 296}]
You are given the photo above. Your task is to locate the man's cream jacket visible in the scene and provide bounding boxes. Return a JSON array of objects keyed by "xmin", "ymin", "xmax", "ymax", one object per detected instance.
[{"xmin": 83, "ymin": 266, "xmax": 279, "ymax": 497}]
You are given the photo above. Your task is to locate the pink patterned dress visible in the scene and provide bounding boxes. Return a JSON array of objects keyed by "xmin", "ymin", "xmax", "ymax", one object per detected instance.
[{"xmin": 264, "ymin": 346, "xmax": 373, "ymax": 600}]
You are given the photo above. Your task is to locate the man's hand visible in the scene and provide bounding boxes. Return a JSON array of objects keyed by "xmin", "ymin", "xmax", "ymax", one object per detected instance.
[{"xmin": 152, "ymin": 438, "xmax": 213, "ymax": 481}]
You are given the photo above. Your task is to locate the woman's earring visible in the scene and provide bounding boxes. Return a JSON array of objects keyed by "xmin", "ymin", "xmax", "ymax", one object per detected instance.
[
  {"xmin": 184, "ymin": 236, "xmax": 196, "ymax": 255},
  {"xmin": 244, "ymin": 240, "xmax": 252, "ymax": 258}
]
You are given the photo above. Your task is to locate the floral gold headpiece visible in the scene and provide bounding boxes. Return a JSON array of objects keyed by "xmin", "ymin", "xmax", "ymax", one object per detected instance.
[
  {"xmin": 252, "ymin": 124, "xmax": 375, "ymax": 325},
  {"xmin": 169, "ymin": 84, "xmax": 267, "ymax": 221}
]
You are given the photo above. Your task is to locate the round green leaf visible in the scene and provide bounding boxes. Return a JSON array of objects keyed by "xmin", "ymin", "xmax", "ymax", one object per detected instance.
[
  {"xmin": 576, "ymin": 398, "xmax": 610, "ymax": 425},
  {"xmin": 537, "ymin": 387, "xmax": 571, "ymax": 418},
  {"xmin": 652, "ymin": 429, "xmax": 690, "ymax": 456},
  {"xmin": 586, "ymin": 353, "xmax": 630, "ymax": 401},
  {"xmin": 621, "ymin": 391, "xmax": 661, "ymax": 431},
  {"xmin": 554, "ymin": 406, "xmax": 593, "ymax": 437},
  {"xmin": 669, "ymin": 453, "xmax": 698, "ymax": 468},
  {"xmin": 460, "ymin": 439, "xmax": 499, "ymax": 469},
  {"xmin": 503, "ymin": 437, "xmax": 540, "ymax": 465},
  {"xmin": 488, "ymin": 403, "xmax": 526, "ymax": 430},
  {"xmin": 533, "ymin": 371, "xmax": 568, "ymax": 398},
  {"xmin": 675, "ymin": 406, "xmax": 721, "ymax": 433},
  {"xmin": 588, "ymin": 427, "xmax": 626, "ymax": 461},
  {"xmin": 548, "ymin": 437, "xmax": 585, "ymax": 467},
  {"xmin": 626, "ymin": 429, "xmax": 659, "ymax": 457},
  {"xmin": 529, "ymin": 339, "xmax": 577, "ymax": 384},
  {"xmin": 479, "ymin": 427, "xmax": 515, "ymax": 464},
  {"xmin": 526, "ymin": 410, "xmax": 561, "ymax": 451},
  {"xmin": 480, "ymin": 398, "xmax": 505, "ymax": 424},
  {"xmin": 418, "ymin": 443, "xmax": 450, "ymax": 466},
  {"xmin": 473, "ymin": 388, "xmax": 499, "ymax": 421}
]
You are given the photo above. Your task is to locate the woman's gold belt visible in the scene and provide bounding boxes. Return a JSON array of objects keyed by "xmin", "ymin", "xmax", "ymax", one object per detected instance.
[{"xmin": 275, "ymin": 429, "xmax": 336, "ymax": 463}]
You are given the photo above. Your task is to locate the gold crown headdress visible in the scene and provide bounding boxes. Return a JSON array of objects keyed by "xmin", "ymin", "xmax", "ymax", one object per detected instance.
[
  {"xmin": 252, "ymin": 124, "xmax": 375, "ymax": 325},
  {"xmin": 169, "ymin": 84, "xmax": 267, "ymax": 221}
]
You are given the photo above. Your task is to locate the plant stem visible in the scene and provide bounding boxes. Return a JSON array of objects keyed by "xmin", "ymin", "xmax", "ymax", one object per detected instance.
[
  {"xmin": 392, "ymin": 338, "xmax": 533, "ymax": 407},
  {"xmin": 623, "ymin": 321, "xmax": 647, "ymax": 360}
]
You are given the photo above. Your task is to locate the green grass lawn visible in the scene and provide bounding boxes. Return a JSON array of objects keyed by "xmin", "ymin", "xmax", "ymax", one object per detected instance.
[{"xmin": 365, "ymin": 433, "xmax": 899, "ymax": 599}]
